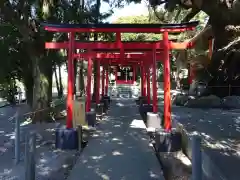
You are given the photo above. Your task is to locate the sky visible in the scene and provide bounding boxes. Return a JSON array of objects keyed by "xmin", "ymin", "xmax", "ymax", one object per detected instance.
[{"xmin": 100, "ymin": 1, "xmax": 149, "ymax": 23}]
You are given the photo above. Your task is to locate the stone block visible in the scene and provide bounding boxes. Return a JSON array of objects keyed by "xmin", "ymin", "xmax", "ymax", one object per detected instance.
[
  {"xmin": 55, "ymin": 128, "xmax": 78, "ymax": 150},
  {"xmin": 86, "ymin": 111, "xmax": 96, "ymax": 127},
  {"xmin": 155, "ymin": 128, "xmax": 182, "ymax": 152},
  {"xmin": 146, "ymin": 112, "xmax": 161, "ymax": 132},
  {"xmin": 139, "ymin": 104, "xmax": 153, "ymax": 122}
]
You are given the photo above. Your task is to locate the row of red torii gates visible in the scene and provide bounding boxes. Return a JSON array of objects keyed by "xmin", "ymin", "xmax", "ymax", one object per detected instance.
[{"xmin": 42, "ymin": 22, "xmax": 198, "ymax": 132}]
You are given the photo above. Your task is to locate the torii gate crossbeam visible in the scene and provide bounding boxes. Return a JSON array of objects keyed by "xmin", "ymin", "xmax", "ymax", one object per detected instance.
[{"xmin": 42, "ymin": 22, "xmax": 198, "ymax": 134}]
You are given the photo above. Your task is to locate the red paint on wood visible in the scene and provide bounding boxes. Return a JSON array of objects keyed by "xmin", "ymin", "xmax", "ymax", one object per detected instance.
[
  {"xmin": 66, "ymin": 32, "xmax": 74, "ymax": 129},
  {"xmin": 74, "ymin": 52, "xmax": 165, "ymax": 60},
  {"xmin": 45, "ymin": 41, "xmax": 192, "ymax": 50},
  {"xmin": 152, "ymin": 46, "xmax": 158, "ymax": 113},
  {"xmin": 146, "ymin": 65, "xmax": 151, "ymax": 104},
  {"xmin": 86, "ymin": 57, "xmax": 93, "ymax": 112},
  {"xmin": 96, "ymin": 59, "xmax": 100, "ymax": 104},
  {"xmin": 101, "ymin": 66, "xmax": 105, "ymax": 97},
  {"xmin": 105, "ymin": 67, "xmax": 109, "ymax": 95},
  {"xmin": 163, "ymin": 32, "xmax": 171, "ymax": 131}
]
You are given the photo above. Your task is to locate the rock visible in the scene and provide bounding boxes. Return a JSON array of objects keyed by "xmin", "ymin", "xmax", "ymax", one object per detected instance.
[
  {"xmin": 222, "ymin": 96, "xmax": 240, "ymax": 109},
  {"xmin": 172, "ymin": 94, "xmax": 188, "ymax": 106},
  {"xmin": 189, "ymin": 81, "xmax": 198, "ymax": 96},
  {"xmin": 158, "ymin": 151, "xmax": 191, "ymax": 180},
  {"xmin": 185, "ymin": 95, "xmax": 222, "ymax": 108},
  {"xmin": 189, "ymin": 81, "xmax": 209, "ymax": 97},
  {"xmin": 172, "ymin": 94, "xmax": 195, "ymax": 106}
]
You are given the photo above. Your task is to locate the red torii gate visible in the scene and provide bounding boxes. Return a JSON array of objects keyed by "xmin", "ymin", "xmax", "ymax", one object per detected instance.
[
  {"xmin": 74, "ymin": 52, "xmax": 170, "ymax": 85},
  {"xmin": 42, "ymin": 22, "xmax": 198, "ymax": 133}
]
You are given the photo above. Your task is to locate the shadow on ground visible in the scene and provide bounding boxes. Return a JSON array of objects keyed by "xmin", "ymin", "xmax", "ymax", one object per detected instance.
[
  {"xmin": 164, "ymin": 105, "xmax": 240, "ymax": 180},
  {"xmin": 68, "ymin": 100, "xmax": 164, "ymax": 180}
]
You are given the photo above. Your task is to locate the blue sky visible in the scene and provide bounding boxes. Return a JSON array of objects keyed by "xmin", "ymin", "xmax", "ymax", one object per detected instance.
[{"xmin": 100, "ymin": 1, "xmax": 149, "ymax": 22}]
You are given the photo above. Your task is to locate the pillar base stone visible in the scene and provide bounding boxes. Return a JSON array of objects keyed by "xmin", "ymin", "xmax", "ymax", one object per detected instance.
[
  {"xmin": 146, "ymin": 112, "xmax": 161, "ymax": 132},
  {"xmin": 95, "ymin": 103, "xmax": 104, "ymax": 115},
  {"xmin": 155, "ymin": 128, "xmax": 182, "ymax": 152},
  {"xmin": 103, "ymin": 95, "xmax": 111, "ymax": 104},
  {"xmin": 86, "ymin": 111, "xmax": 96, "ymax": 127},
  {"xmin": 139, "ymin": 104, "xmax": 153, "ymax": 122},
  {"xmin": 101, "ymin": 97, "xmax": 110, "ymax": 112},
  {"xmin": 136, "ymin": 96, "xmax": 147, "ymax": 105},
  {"xmin": 55, "ymin": 127, "xmax": 78, "ymax": 150}
]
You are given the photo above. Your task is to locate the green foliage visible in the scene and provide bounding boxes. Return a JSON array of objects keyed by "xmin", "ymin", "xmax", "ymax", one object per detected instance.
[
  {"xmin": 0, "ymin": 0, "xmax": 115, "ymax": 103},
  {"xmin": 0, "ymin": 0, "xmax": 208, "ymax": 103},
  {"xmin": 115, "ymin": 15, "xmax": 162, "ymax": 41},
  {"xmin": 147, "ymin": 1, "xmax": 209, "ymax": 62},
  {"xmin": 0, "ymin": 80, "xmax": 18, "ymax": 103}
]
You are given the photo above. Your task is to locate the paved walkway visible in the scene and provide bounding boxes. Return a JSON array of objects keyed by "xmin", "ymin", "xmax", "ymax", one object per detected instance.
[{"xmin": 68, "ymin": 99, "xmax": 164, "ymax": 180}]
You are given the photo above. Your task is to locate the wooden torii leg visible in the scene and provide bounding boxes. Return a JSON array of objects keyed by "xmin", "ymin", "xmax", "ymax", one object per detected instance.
[
  {"xmin": 102, "ymin": 65, "xmax": 105, "ymax": 97},
  {"xmin": 146, "ymin": 65, "xmax": 151, "ymax": 104},
  {"xmin": 143, "ymin": 66, "xmax": 146, "ymax": 97},
  {"xmin": 86, "ymin": 57, "xmax": 93, "ymax": 112},
  {"xmin": 105, "ymin": 66, "xmax": 109, "ymax": 96},
  {"xmin": 66, "ymin": 32, "xmax": 74, "ymax": 129},
  {"xmin": 152, "ymin": 46, "xmax": 158, "ymax": 113},
  {"xmin": 141, "ymin": 65, "xmax": 144, "ymax": 96},
  {"xmin": 163, "ymin": 31, "xmax": 171, "ymax": 131},
  {"xmin": 96, "ymin": 59, "xmax": 100, "ymax": 104}
]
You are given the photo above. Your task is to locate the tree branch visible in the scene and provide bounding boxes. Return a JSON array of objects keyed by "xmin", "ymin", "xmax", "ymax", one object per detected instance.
[
  {"xmin": 174, "ymin": 8, "xmax": 182, "ymax": 22},
  {"xmin": 181, "ymin": 7, "xmax": 200, "ymax": 22},
  {"xmin": 153, "ymin": 6, "xmax": 168, "ymax": 23}
]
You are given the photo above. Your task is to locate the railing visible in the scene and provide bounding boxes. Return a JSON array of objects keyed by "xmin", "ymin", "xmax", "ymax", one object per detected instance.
[
  {"xmin": 8, "ymin": 96, "xmax": 66, "ymax": 179},
  {"xmin": 11, "ymin": 97, "xmax": 66, "ymax": 168},
  {"xmin": 207, "ymin": 85, "xmax": 240, "ymax": 96},
  {"xmin": 25, "ymin": 131, "xmax": 36, "ymax": 180}
]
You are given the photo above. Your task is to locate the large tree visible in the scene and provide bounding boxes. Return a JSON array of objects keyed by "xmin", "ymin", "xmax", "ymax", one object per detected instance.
[
  {"xmin": 0, "ymin": 1, "xmax": 53, "ymax": 111},
  {"xmin": 115, "ymin": 15, "xmax": 162, "ymax": 41},
  {"xmin": 0, "ymin": 0, "xmax": 110, "ymax": 122},
  {"xmin": 142, "ymin": 0, "xmax": 240, "ymax": 97}
]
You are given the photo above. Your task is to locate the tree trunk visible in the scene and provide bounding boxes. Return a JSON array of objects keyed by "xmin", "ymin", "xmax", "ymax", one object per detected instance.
[
  {"xmin": 175, "ymin": 50, "xmax": 188, "ymax": 89},
  {"xmin": 160, "ymin": 0, "xmax": 240, "ymax": 98},
  {"xmin": 79, "ymin": 61, "xmax": 85, "ymax": 96},
  {"xmin": 32, "ymin": 56, "xmax": 52, "ymax": 123},
  {"xmin": 207, "ymin": 21, "xmax": 240, "ymax": 97},
  {"xmin": 58, "ymin": 64, "xmax": 63, "ymax": 97},
  {"xmin": 21, "ymin": 55, "xmax": 34, "ymax": 106},
  {"xmin": 24, "ymin": 75, "xmax": 34, "ymax": 107},
  {"xmin": 7, "ymin": 78, "xmax": 17, "ymax": 105},
  {"xmin": 54, "ymin": 65, "xmax": 60, "ymax": 98}
]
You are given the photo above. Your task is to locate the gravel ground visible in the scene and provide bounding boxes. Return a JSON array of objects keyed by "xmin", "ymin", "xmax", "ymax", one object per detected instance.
[
  {"xmin": 0, "ymin": 96, "xmax": 80, "ymax": 180},
  {"xmin": 0, "ymin": 120, "xmax": 80, "ymax": 180},
  {"xmin": 161, "ymin": 105, "xmax": 240, "ymax": 180}
]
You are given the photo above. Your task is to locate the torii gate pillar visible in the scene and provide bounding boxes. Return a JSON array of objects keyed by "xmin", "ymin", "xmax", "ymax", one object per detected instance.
[
  {"xmin": 66, "ymin": 32, "xmax": 74, "ymax": 129},
  {"xmin": 163, "ymin": 31, "xmax": 171, "ymax": 131},
  {"xmin": 105, "ymin": 66, "xmax": 109, "ymax": 96}
]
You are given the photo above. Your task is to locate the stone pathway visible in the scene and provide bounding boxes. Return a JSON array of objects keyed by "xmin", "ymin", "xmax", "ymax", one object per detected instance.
[{"xmin": 68, "ymin": 99, "xmax": 164, "ymax": 180}]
